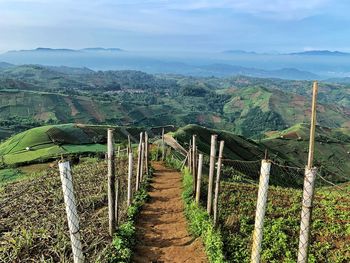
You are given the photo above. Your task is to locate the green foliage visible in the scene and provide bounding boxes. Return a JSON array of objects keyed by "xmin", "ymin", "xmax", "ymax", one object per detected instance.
[
  {"xmin": 180, "ymin": 85, "xmax": 209, "ymax": 96},
  {"xmin": 0, "ymin": 65, "xmax": 349, "ymax": 141},
  {"xmin": 218, "ymin": 182, "xmax": 350, "ymax": 262},
  {"xmin": 182, "ymin": 168, "xmax": 226, "ymax": 263},
  {"xmin": 241, "ymin": 107, "xmax": 285, "ymax": 138},
  {"xmin": 150, "ymin": 145, "xmax": 161, "ymax": 161},
  {"xmin": 103, "ymin": 174, "xmax": 150, "ymax": 263},
  {"xmin": 0, "ymin": 168, "xmax": 23, "ymax": 186},
  {"xmin": 165, "ymin": 153, "xmax": 183, "ymax": 170}
]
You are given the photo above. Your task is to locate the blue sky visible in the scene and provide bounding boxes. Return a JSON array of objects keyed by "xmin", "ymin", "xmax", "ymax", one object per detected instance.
[{"xmin": 0, "ymin": 0, "xmax": 349, "ymax": 53}]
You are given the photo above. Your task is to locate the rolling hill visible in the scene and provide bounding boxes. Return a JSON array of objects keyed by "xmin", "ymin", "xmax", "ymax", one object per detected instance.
[
  {"xmin": 0, "ymin": 124, "xmax": 144, "ymax": 165},
  {"xmin": 0, "ymin": 65, "xmax": 349, "ymax": 141},
  {"xmin": 223, "ymin": 86, "xmax": 350, "ymax": 137},
  {"xmin": 172, "ymin": 124, "xmax": 350, "ymax": 182},
  {"xmin": 262, "ymin": 123, "xmax": 350, "ymax": 182}
]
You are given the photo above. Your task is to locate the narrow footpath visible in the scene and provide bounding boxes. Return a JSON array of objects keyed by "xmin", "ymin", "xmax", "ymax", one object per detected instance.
[{"xmin": 132, "ymin": 162, "xmax": 208, "ymax": 263}]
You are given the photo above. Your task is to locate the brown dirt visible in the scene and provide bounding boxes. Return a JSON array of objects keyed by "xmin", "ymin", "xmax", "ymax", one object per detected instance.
[{"xmin": 132, "ymin": 162, "xmax": 208, "ymax": 263}]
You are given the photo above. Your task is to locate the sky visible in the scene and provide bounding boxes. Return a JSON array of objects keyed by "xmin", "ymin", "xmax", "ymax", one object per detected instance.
[{"xmin": 0, "ymin": 0, "xmax": 349, "ymax": 53}]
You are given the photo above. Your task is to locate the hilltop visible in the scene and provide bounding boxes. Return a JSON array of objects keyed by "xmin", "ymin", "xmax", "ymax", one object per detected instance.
[{"xmin": 0, "ymin": 124, "xmax": 148, "ymax": 165}]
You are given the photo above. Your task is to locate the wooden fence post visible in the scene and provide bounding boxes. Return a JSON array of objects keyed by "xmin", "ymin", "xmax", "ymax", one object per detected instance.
[
  {"xmin": 192, "ymin": 135, "xmax": 197, "ymax": 188},
  {"xmin": 251, "ymin": 159, "xmax": 271, "ymax": 263},
  {"xmin": 58, "ymin": 161, "xmax": 84, "ymax": 263},
  {"xmin": 145, "ymin": 132, "xmax": 149, "ymax": 175},
  {"xmin": 213, "ymin": 140, "xmax": 224, "ymax": 226},
  {"xmin": 192, "ymin": 135, "xmax": 197, "ymax": 178},
  {"xmin": 207, "ymin": 134, "xmax": 217, "ymax": 215},
  {"xmin": 140, "ymin": 142, "xmax": 145, "ymax": 183},
  {"xmin": 127, "ymin": 135, "xmax": 132, "ymax": 155},
  {"xmin": 107, "ymin": 128, "xmax": 116, "ymax": 236},
  {"xmin": 115, "ymin": 177, "xmax": 119, "ymax": 225},
  {"xmin": 195, "ymin": 154, "xmax": 203, "ymax": 204},
  {"xmin": 297, "ymin": 81, "xmax": 318, "ymax": 263},
  {"xmin": 161, "ymin": 128, "xmax": 165, "ymax": 161},
  {"xmin": 117, "ymin": 145, "xmax": 121, "ymax": 158},
  {"xmin": 189, "ymin": 140, "xmax": 192, "ymax": 173},
  {"xmin": 136, "ymin": 132, "xmax": 143, "ymax": 191},
  {"xmin": 127, "ymin": 152, "xmax": 133, "ymax": 206}
]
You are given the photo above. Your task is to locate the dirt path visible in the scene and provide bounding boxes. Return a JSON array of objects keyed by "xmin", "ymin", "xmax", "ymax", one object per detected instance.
[{"xmin": 132, "ymin": 162, "xmax": 208, "ymax": 263}]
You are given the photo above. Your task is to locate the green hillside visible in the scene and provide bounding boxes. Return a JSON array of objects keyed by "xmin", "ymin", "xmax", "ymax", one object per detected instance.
[
  {"xmin": 262, "ymin": 123, "xmax": 350, "ymax": 182},
  {"xmin": 172, "ymin": 124, "xmax": 266, "ymax": 161},
  {"xmin": 0, "ymin": 124, "xmax": 147, "ymax": 165},
  {"xmin": 223, "ymin": 86, "xmax": 350, "ymax": 137},
  {"xmin": 172, "ymin": 124, "xmax": 350, "ymax": 182},
  {"xmin": 0, "ymin": 65, "xmax": 349, "ymax": 140}
]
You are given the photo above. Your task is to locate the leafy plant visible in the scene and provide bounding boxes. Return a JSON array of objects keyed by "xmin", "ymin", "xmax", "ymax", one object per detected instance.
[{"xmin": 182, "ymin": 168, "xmax": 226, "ymax": 263}]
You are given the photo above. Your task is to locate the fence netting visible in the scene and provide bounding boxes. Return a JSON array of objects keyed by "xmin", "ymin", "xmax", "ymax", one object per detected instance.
[
  {"xmin": 167, "ymin": 140, "xmax": 349, "ymax": 263},
  {"xmin": 0, "ymin": 151, "xmax": 140, "ymax": 262}
]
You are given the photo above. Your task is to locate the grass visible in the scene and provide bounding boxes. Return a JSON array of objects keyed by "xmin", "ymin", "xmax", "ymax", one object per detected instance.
[
  {"xmin": 165, "ymin": 128, "xmax": 349, "ymax": 262},
  {"xmin": 172, "ymin": 124, "xmax": 266, "ymax": 161},
  {"xmin": 181, "ymin": 167, "xmax": 226, "ymax": 263},
  {"xmin": 0, "ymin": 168, "xmax": 23, "ymax": 186},
  {"xmin": 101, "ymin": 175, "xmax": 151, "ymax": 262}
]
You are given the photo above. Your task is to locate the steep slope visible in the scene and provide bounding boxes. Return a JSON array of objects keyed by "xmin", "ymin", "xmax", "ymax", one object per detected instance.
[
  {"xmin": 172, "ymin": 124, "xmax": 350, "ymax": 182},
  {"xmin": 172, "ymin": 124, "xmax": 266, "ymax": 161},
  {"xmin": 223, "ymin": 86, "xmax": 350, "ymax": 137},
  {"xmin": 262, "ymin": 123, "xmax": 350, "ymax": 182}
]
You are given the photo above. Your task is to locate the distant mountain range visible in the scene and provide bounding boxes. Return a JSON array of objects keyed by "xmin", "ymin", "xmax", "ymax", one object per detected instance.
[
  {"xmin": 288, "ymin": 50, "xmax": 350, "ymax": 56},
  {"xmin": 1, "ymin": 47, "xmax": 350, "ymax": 79},
  {"xmin": 6, "ymin": 47, "xmax": 124, "ymax": 53},
  {"xmin": 193, "ymin": 64, "xmax": 318, "ymax": 80},
  {"xmin": 222, "ymin": 49, "xmax": 350, "ymax": 56}
]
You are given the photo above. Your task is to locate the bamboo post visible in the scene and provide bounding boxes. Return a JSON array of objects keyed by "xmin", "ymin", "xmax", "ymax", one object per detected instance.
[
  {"xmin": 58, "ymin": 161, "xmax": 84, "ymax": 263},
  {"xmin": 195, "ymin": 154, "xmax": 203, "ymax": 204},
  {"xmin": 115, "ymin": 177, "xmax": 119, "ymax": 225},
  {"xmin": 140, "ymin": 142, "xmax": 145, "ymax": 183},
  {"xmin": 145, "ymin": 132, "xmax": 149, "ymax": 175},
  {"xmin": 192, "ymin": 135, "xmax": 197, "ymax": 187},
  {"xmin": 189, "ymin": 140, "xmax": 192, "ymax": 173},
  {"xmin": 136, "ymin": 132, "xmax": 143, "ymax": 191},
  {"xmin": 117, "ymin": 145, "xmax": 121, "ymax": 158},
  {"xmin": 161, "ymin": 128, "xmax": 165, "ymax": 161},
  {"xmin": 213, "ymin": 140, "xmax": 224, "ymax": 226},
  {"xmin": 307, "ymin": 81, "xmax": 318, "ymax": 169},
  {"xmin": 251, "ymin": 160, "xmax": 271, "ymax": 263},
  {"xmin": 297, "ymin": 81, "xmax": 319, "ymax": 263},
  {"xmin": 127, "ymin": 135, "xmax": 132, "ymax": 155},
  {"xmin": 127, "ymin": 152, "xmax": 133, "ymax": 206},
  {"xmin": 107, "ymin": 129, "xmax": 116, "ymax": 236},
  {"xmin": 207, "ymin": 134, "xmax": 217, "ymax": 215},
  {"xmin": 297, "ymin": 167, "xmax": 317, "ymax": 263}
]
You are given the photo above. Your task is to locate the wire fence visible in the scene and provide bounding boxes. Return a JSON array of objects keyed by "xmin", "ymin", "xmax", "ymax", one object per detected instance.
[
  {"xmin": 0, "ymin": 145, "xmax": 145, "ymax": 262},
  {"xmin": 166, "ymin": 134, "xmax": 350, "ymax": 263}
]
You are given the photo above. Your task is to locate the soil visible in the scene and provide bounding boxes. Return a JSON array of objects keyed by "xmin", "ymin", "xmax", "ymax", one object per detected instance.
[{"xmin": 132, "ymin": 162, "xmax": 208, "ymax": 263}]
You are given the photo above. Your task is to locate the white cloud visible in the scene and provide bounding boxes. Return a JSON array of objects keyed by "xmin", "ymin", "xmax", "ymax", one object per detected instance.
[{"xmin": 163, "ymin": 0, "xmax": 330, "ymax": 19}]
